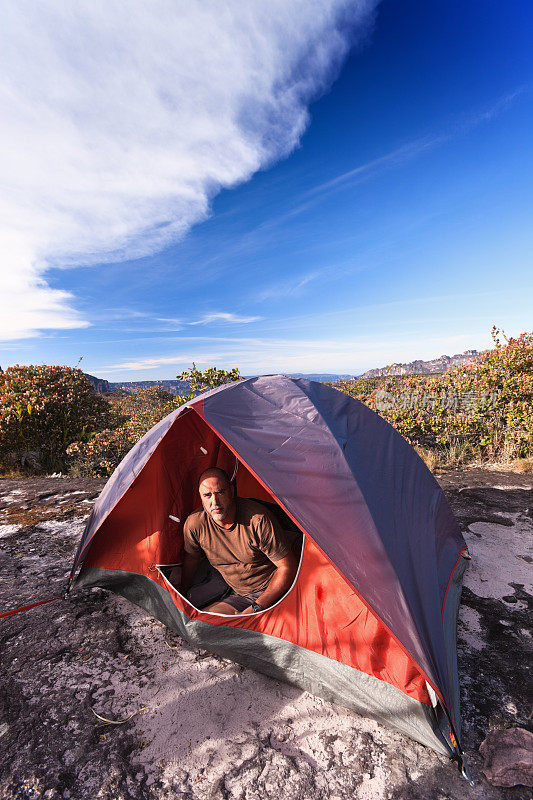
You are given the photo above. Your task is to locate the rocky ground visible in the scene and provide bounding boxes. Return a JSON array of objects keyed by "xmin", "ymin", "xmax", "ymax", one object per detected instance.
[{"xmin": 0, "ymin": 469, "xmax": 531, "ymax": 800}]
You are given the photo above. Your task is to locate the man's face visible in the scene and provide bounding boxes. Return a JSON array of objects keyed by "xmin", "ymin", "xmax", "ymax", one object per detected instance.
[{"xmin": 199, "ymin": 475, "xmax": 235, "ymax": 526}]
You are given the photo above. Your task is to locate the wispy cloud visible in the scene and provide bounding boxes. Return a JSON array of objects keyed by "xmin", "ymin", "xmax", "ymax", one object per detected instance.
[
  {"xmin": 0, "ymin": 0, "xmax": 377, "ymax": 341},
  {"xmin": 182, "ymin": 86, "xmax": 528, "ymax": 283},
  {"xmin": 100, "ymin": 353, "xmax": 224, "ymax": 372},
  {"xmin": 304, "ymin": 136, "xmax": 445, "ymax": 200},
  {"xmin": 90, "ymin": 307, "xmax": 152, "ymax": 323},
  {"xmin": 97, "ymin": 337, "xmax": 362, "ymax": 373},
  {"xmin": 254, "ymin": 258, "xmax": 368, "ymax": 302},
  {"xmin": 155, "ymin": 317, "xmax": 183, "ymax": 331},
  {"xmin": 104, "ymin": 308, "xmax": 149, "ymax": 320},
  {"xmin": 300, "ymin": 87, "xmax": 528, "ymax": 205},
  {"xmin": 256, "ymin": 271, "xmax": 321, "ymax": 302},
  {"xmin": 189, "ymin": 312, "xmax": 262, "ymax": 325},
  {"xmin": 0, "ymin": 255, "xmax": 90, "ymax": 341},
  {"xmin": 255, "ymin": 86, "xmax": 529, "ymax": 230}
]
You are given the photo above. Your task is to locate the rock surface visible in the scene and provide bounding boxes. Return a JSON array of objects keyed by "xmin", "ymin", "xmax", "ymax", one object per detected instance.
[
  {"xmin": 0, "ymin": 469, "xmax": 532, "ymax": 800},
  {"xmin": 479, "ymin": 728, "xmax": 533, "ymax": 788}
]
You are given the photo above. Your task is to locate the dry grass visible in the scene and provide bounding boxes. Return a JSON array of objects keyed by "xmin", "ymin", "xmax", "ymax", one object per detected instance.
[
  {"xmin": 0, "ymin": 504, "xmax": 67, "ymax": 527},
  {"xmin": 413, "ymin": 441, "xmax": 531, "ymax": 473},
  {"xmin": 415, "ymin": 447, "xmax": 441, "ymax": 473},
  {"xmin": 513, "ymin": 456, "xmax": 533, "ymax": 474},
  {"xmin": 0, "ymin": 467, "xmax": 28, "ymax": 479}
]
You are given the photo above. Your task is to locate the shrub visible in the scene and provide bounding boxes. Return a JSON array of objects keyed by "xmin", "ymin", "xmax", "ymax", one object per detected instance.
[
  {"xmin": 67, "ymin": 427, "xmax": 133, "ymax": 478},
  {"xmin": 111, "ymin": 385, "xmax": 185, "ymax": 443},
  {"xmin": 67, "ymin": 386, "xmax": 186, "ymax": 477},
  {"xmin": 0, "ymin": 365, "xmax": 109, "ymax": 472},
  {"xmin": 513, "ymin": 456, "xmax": 533, "ymax": 474},
  {"xmin": 333, "ymin": 329, "xmax": 533, "ymax": 464},
  {"xmin": 67, "ymin": 366, "xmax": 242, "ymax": 478}
]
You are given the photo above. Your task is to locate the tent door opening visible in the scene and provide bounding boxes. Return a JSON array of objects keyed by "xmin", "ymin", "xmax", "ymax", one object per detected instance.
[{"xmin": 156, "ymin": 496, "xmax": 303, "ymax": 615}]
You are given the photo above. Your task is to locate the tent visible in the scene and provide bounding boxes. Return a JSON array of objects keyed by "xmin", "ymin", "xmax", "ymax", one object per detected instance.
[{"xmin": 69, "ymin": 375, "xmax": 469, "ymax": 765}]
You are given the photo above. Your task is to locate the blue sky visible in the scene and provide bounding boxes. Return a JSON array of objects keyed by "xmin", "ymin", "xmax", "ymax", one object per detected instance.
[{"xmin": 1, "ymin": 0, "xmax": 531, "ymax": 379}]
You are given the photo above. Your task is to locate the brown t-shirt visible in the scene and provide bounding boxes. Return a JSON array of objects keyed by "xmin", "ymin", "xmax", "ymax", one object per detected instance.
[{"xmin": 183, "ymin": 498, "xmax": 292, "ymax": 595}]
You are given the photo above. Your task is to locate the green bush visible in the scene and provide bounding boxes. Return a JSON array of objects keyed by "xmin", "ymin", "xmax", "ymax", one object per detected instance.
[
  {"xmin": 111, "ymin": 385, "xmax": 184, "ymax": 443},
  {"xmin": 0, "ymin": 365, "xmax": 109, "ymax": 472}
]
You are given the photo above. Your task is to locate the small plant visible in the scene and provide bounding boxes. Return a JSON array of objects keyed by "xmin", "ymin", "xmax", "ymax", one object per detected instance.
[
  {"xmin": 67, "ymin": 427, "xmax": 133, "ymax": 478},
  {"xmin": 111, "ymin": 385, "xmax": 185, "ymax": 443},
  {"xmin": 415, "ymin": 446, "xmax": 441, "ymax": 473}
]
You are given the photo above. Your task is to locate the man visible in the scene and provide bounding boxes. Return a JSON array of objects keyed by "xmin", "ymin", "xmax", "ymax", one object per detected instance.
[{"xmin": 178, "ymin": 467, "xmax": 298, "ymax": 614}]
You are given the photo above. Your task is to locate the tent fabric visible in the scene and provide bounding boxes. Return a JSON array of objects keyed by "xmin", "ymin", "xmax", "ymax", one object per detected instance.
[{"xmin": 71, "ymin": 375, "xmax": 467, "ymax": 757}]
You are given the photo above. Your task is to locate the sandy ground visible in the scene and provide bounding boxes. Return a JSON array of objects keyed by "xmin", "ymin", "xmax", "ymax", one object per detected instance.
[{"xmin": 0, "ymin": 470, "xmax": 531, "ymax": 800}]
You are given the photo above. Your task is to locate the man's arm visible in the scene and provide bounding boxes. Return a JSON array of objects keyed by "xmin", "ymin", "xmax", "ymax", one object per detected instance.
[
  {"xmin": 177, "ymin": 551, "xmax": 204, "ymax": 597},
  {"xmin": 245, "ymin": 550, "xmax": 298, "ymax": 612}
]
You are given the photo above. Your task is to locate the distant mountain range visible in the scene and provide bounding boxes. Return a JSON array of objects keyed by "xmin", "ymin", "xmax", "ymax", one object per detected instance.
[
  {"xmin": 84, "ymin": 373, "xmax": 355, "ymax": 395},
  {"xmin": 83, "ymin": 376, "xmax": 192, "ymax": 395},
  {"xmin": 83, "ymin": 350, "xmax": 480, "ymax": 394},
  {"xmin": 357, "ymin": 349, "xmax": 479, "ymax": 379}
]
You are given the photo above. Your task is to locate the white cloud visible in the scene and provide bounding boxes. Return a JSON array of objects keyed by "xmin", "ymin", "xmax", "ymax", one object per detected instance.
[
  {"xmin": 256, "ymin": 271, "xmax": 321, "ymax": 301},
  {"xmin": 102, "ymin": 308, "xmax": 150, "ymax": 320},
  {"xmin": 100, "ymin": 353, "xmax": 224, "ymax": 372},
  {"xmin": 190, "ymin": 312, "xmax": 262, "ymax": 325},
  {"xmin": 0, "ymin": 236, "xmax": 89, "ymax": 340},
  {"xmin": 155, "ymin": 317, "xmax": 183, "ymax": 331},
  {"xmin": 0, "ymin": 0, "xmax": 377, "ymax": 341}
]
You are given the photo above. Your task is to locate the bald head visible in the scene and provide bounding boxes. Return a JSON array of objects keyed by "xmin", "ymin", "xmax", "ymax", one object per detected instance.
[{"xmin": 198, "ymin": 467, "xmax": 231, "ymax": 488}]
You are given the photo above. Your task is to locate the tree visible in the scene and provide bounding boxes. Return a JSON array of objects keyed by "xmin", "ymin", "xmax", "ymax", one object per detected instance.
[{"xmin": 177, "ymin": 363, "xmax": 242, "ymax": 394}]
